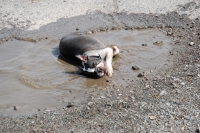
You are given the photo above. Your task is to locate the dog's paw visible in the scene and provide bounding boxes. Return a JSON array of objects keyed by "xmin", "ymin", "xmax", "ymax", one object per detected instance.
[
  {"xmin": 106, "ymin": 65, "xmax": 113, "ymax": 77},
  {"xmin": 111, "ymin": 45, "xmax": 120, "ymax": 56},
  {"xmin": 107, "ymin": 71, "xmax": 112, "ymax": 77}
]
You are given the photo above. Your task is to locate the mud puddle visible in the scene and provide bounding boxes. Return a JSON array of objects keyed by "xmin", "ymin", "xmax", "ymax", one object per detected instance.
[
  {"xmin": 0, "ymin": 29, "xmax": 172, "ymax": 115},
  {"xmin": 90, "ymin": 29, "xmax": 172, "ymax": 85}
]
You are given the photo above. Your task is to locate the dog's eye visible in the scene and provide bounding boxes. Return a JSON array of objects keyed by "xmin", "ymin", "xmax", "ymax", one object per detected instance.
[{"xmin": 94, "ymin": 62, "xmax": 98, "ymax": 66}]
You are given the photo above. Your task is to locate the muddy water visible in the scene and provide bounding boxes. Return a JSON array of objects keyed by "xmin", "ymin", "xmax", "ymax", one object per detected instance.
[
  {"xmin": 0, "ymin": 29, "xmax": 172, "ymax": 115},
  {"xmin": 91, "ymin": 30, "xmax": 172, "ymax": 85}
]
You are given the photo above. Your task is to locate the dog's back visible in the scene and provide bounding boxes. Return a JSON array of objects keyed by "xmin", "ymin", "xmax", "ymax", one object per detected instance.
[{"xmin": 59, "ymin": 32, "xmax": 106, "ymax": 60}]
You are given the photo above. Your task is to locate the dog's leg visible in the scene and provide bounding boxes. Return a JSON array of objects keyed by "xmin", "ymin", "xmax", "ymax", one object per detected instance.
[
  {"xmin": 106, "ymin": 46, "xmax": 120, "ymax": 77},
  {"xmin": 105, "ymin": 48, "xmax": 114, "ymax": 77}
]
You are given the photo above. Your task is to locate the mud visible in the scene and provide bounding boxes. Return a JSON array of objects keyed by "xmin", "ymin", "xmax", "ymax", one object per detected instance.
[
  {"xmin": 0, "ymin": 29, "xmax": 172, "ymax": 115},
  {"xmin": 90, "ymin": 29, "xmax": 172, "ymax": 85},
  {"xmin": 0, "ymin": 1, "xmax": 200, "ymax": 132}
]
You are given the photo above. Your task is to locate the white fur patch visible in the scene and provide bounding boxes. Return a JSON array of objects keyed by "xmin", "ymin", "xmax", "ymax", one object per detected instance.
[{"xmin": 83, "ymin": 67, "xmax": 95, "ymax": 72}]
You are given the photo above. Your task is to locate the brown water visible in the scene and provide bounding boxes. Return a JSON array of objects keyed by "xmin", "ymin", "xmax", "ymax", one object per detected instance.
[{"xmin": 0, "ymin": 29, "xmax": 172, "ymax": 115}]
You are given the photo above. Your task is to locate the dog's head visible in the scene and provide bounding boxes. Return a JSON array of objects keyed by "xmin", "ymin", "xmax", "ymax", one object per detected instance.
[{"xmin": 76, "ymin": 54, "xmax": 106, "ymax": 78}]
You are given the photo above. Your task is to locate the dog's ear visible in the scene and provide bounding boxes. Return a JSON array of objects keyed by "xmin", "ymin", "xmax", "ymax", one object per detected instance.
[{"xmin": 75, "ymin": 55, "xmax": 88, "ymax": 62}]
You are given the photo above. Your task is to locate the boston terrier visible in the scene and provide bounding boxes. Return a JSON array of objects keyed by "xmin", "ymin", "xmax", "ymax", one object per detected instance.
[{"xmin": 59, "ymin": 32, "xmax": 119, "ymax": 78}]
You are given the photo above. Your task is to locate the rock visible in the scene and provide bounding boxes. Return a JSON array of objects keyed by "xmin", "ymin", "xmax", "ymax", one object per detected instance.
[
  {"xmin": 87, "ymin": 102, "xmax": 94, "ymax": 107},
  {"xmin": 45, "ymin": 109, "xmax": 51, "ymax": 112},
  {"xmin": 167, "ymin": 28, "xmax": 173, "ymax": 36},
  {"xmin": 149, "ymin": 115, "xmax": 156, "ymax": 120},
  {"xmin": 167, "ymin": 32, "xmax": 172, "ymax": 36},
  {"xmin": 92, "ymin": 30, "xmax": 97, "ymax": 33},
  {"xmin": 153, "ymin": 41, "xmax": 163, "ymax": 46},
  {"xmin": 137, "ymin": 72, "xmax": 145, "ymax": 77},
  {"xmin": 160, "ymin": 90, "xmax": 167, "ymax": 96},
  {"xmin": 142, "ymin": 44, "xmax": 147, "ymax": 46},
  {"xmin": 189, "ymin": 42, "xmax": 194, "ymax": 46},
  {"xmin": 13, "ymin": 106, "xmax": 20, "ymax": 110},
  {"xmin": 111, "ymin": 26, "xmax": 118, "ymax": 30},
  {"xmin": 145, "ymin": 84, "xmax": 150, "ymax": 88},
  {"xmin": 125, "ymin": 26, "xmax": 130, "ymax": 30},
  {"xmin": 66, "ymin": 102, "xmax": 74, "ymax": 108},
  {"xmin": 99, "ymin": 27, "xmax": 107, "ymax": 31},
  {"xmin": 86, "ymin": 31, "xmax": 92, "ymax": 34},
  {"xmin": 180, "ymin": 82, "xmax": 185, "ymax": 86},
  {"xmin": 181, "ymin": 126, "xmax": 185, "ymax": 131},
  {"xmin": 132, "ymin": 65, "xmax": 140, "ymax": 70}
]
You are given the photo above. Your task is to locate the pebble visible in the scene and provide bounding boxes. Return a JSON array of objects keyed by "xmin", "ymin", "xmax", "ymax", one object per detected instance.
[
  {"xmin": 142, "ymin": 44, "xmax": 147, "ymax": 46},
  {"xmin": 99, "ymin": 27, "xmax": 107, "ymax": 31},
  {"xmin": 180, "ymin": 82, "xmax": 185, "ymax": 86},
  {"xmin": 160, "ymin": 90, "xmax": 167, "ymax": 96},
  {"xmin": 87, "ymin": 102, "xmax": 94, "ymax": 107},
  {"xmin": 145, "ymin": 85, "xmax": 150, "ymax": 88},
  {"xmin": 13, "ymin": 106, "xmax": 18, "ymax": 110},
  {"xmin": 181, "ymin": 126, "xmax": 185, "ymax": 131},
  {"xmin": 66, "ymin": 102, "xmax": 74, "ymax": 108},
  {"xmin": 132, "ymin": 65, "xmax": 140, "ymax": 70},
  {"xmin": 86, "ymin": 31, "xmax": 92, "ymax": 34},
  {"xmin": 167, "ymin": 32, "xmax": 172, "ymax": 36},
  {"xmin": 189, "ymin": 42, "xmax": 194, "ymax": 46},
  {"xmin": 13, "ymin": 106, "xmax": 20, "ymax": 110},
  {"xmin": 167, "ymin": 28, "xmax": 173, "ymax": 36},
  {"xmin": 149, "ymin": 116, "xmax": 156, "ymax": 120},
  {"xmin": 111, "ymin": 26, "xmax": 118, "ymax": 30},
  {"xmin": 92, "ymin": 30, "xmax": 97, "ymax": 33},
  {"xmin": 137, "ymin": 72, "xmax": 145, "ymax": 77},
  {"xmin": 153, "ymin": 41, "xmax": 163, "ymax": 46},
  {"xmin": 45, "ymin": 109, "xmax": 51, "ymax": 112},
  {"xmin": 125, "ymin": 26, "xmax": 130, "ymax": 30}
]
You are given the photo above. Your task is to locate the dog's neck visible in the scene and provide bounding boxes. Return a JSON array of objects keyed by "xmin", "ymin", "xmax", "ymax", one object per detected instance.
[{"xmin": 84, "ymin": 47, "xmax": 113, "ymax": 60}]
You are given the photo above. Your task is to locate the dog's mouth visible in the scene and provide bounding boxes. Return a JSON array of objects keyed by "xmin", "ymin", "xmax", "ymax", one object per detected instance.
[{"xmin": 80, "ymin": 61, "xmax": 106, "ymax": 78}]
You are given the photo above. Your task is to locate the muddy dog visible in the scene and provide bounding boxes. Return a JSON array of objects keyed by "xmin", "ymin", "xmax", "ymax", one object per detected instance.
[{"xmin": 59, "ymin": 32, "xmax": 119, "ymax": 78}]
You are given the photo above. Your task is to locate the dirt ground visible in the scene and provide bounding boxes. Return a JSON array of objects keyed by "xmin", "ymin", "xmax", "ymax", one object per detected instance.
[{"xmin": 0, "ymin": 0, "xmax": 200, "ymax": 133}]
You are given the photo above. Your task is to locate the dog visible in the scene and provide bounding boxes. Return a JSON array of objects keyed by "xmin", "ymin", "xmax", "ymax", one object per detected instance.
[{"xmin": 59, "ymin": 32, "xmax": 119, "ymax": 78}]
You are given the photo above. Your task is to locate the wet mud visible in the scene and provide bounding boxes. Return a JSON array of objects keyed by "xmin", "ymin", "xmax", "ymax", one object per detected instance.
[
  {"xmin": 0, "ymin": 2, "xmax": 200, "ymax": 132},
  {"xmin": 0, "ymin": 29, "xmax": 171, "ymax": 115}
]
